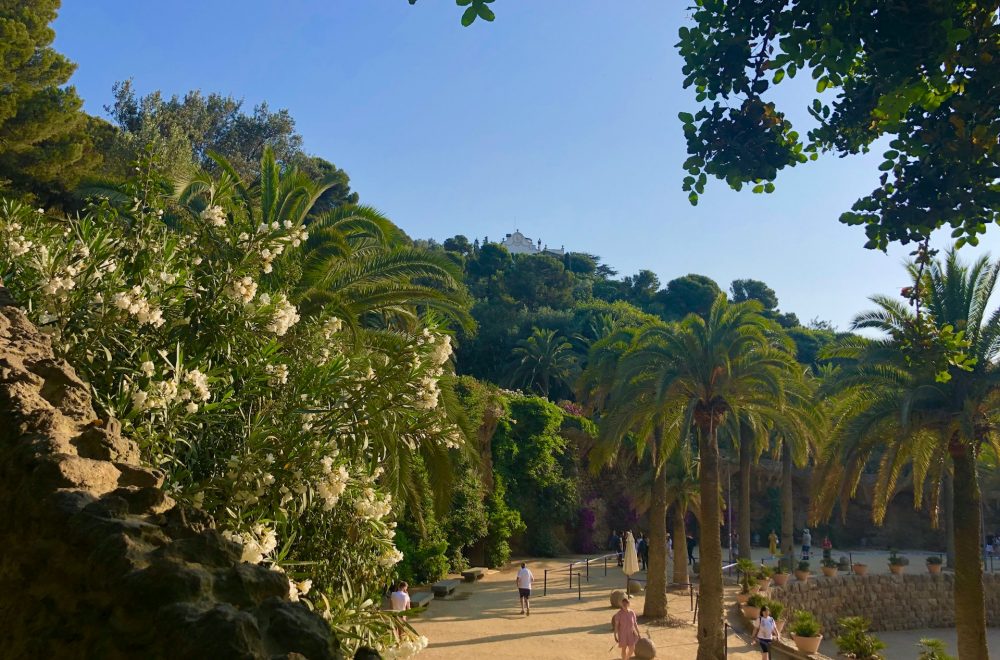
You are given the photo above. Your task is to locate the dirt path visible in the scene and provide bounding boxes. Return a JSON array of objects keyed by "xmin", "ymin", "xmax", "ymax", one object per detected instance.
[{"xmin": 412, "ymin": 557, "xmax": 759, "ymax": 659}]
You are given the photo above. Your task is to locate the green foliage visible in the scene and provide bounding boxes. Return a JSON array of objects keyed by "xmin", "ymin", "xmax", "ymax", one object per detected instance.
[
  {"xmin": 730, "ymin": 278, "xmax": 778, "ymax": 311},
  {"xmin": 409, "ymin": 0, "xmax": 496, "ymax": 26},
  {"xmin": 678, "ymin": 1, "xmax": 1000, "ymax": 249},
  {"xmin": 506, "ymin": 327, "xmax": 576, "ymax": 398},
  {"xmin": 790, "ymin": 610, "xmax": 821, "ymax": 638},
  {"xmin": 918, "ymin": 638, "xmax": 956, "ymax": 660},
  {"xmin": 764, "ymin": 599, "xmax": 784, "ymax": 620},
  {"xmin": 926, "ymin": 555, "xmax": 943, "ymax": 565},
  {"xmin": 835, "ymin": 616, "xmax": 886, "ymax": 659},
  {"xmin": 0, "ymin": 0, "xmax": 98, "ymax": 203},
  {"xmin": 491, "ymin": 396, "xmax": 578, "ymax": 556},
  {"xmin": 797, "ymin": 560, "xmax": 810, "ymax": 572},
  {"xmin": 484, "ymin": 475, "xmax": 525, "ymax": 567},
  {"xmin": 746, "ymin": 593, "xmax": 767, "ymax": 608},
  {"xmin": 657, "ymin": 273, "xmax": 721, "ymax": 320}
]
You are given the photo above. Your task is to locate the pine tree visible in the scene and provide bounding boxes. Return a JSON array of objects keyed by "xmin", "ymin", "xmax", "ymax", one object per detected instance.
[{"xmin": 0, "ymin": 0, "xmax": 95, "ymax": 202}]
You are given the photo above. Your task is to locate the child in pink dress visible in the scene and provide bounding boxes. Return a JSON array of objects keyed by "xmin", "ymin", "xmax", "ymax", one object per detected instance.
[{"xmin": 613, "ymin": 597, "xmax": 641, "ymax": 659}]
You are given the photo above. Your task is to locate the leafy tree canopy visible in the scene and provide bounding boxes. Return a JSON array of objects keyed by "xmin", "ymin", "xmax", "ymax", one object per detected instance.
[
  {"xmin": 658, "ymin": 273, "xmax": 723, "ymax": 320},
  {"xmin": 677, "ymin": 1, "xmax": 1000, "ymax": 250},
  {"xmin": 731, "ymin": 278, "xmax": 778, "ymax": 311}
]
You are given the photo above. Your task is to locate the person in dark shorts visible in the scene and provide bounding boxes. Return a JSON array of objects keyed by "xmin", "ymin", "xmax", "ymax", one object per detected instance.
[
  {"xmin": 516, "ymin": 562, "xmax": 534, "ymax": 615},
  {"xmin": 752, "ymin": 605, "xmax": 778, "ymax": 659}
]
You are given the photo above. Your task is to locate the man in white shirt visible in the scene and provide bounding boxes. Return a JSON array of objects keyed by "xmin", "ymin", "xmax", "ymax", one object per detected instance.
[
  {"xmin": 515, "ymin": 563, "xmax": 534, "ymax": 615},
  {"xmin": 389, "ymin": 581, "xmax": 411, "ymax": 620}
]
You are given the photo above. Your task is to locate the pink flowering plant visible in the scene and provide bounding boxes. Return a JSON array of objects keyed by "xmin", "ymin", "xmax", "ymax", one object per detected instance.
[{"xmin": 0, "ymin": 149, "xmax": 468, "ymax": 657}]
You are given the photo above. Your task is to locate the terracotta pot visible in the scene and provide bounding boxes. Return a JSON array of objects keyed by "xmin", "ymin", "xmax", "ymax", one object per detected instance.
[
  {"xmin": 927, "ymin": 563, "xmax": 942, "ymax": 574},
  {"xmin": 822, "ymin": 566, "xmax": 837, "ymax": 577},
  {"xmin": 852, "ymin": 564, "xmax": 868, "ymax": 576},
  {"xmin": 890, "ymin": 564, "xmax": 905, "ymax": 575},
  {"xmin": 737, "ymin": 591, "xmax": 751, "ymax": 605},
  {"xmin": 775, "ymin": 620, "xmax": 786, "ymax": 634},
  {"xmin": 757, "ymin": 581, "xmax": 770, "ymax": 593},
  {"xmin": 794, "ymin": 570, "xmax": 810, "ymax": 582},
  {"xmin": 743, "ymin": 605, "xmax": 761, "ymax": 620},
  {"xmin": 772, "ymin": 573, "xmax": 789, "ymax": 586},
  {"xmin": 791, "ymin": 633, "xmax": 823, "ymax": 654}
]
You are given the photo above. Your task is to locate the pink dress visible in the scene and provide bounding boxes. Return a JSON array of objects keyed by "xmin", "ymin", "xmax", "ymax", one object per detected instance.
[{"xmin": 614, "ymin": 609, "xmax": 640, "ymax": 648}]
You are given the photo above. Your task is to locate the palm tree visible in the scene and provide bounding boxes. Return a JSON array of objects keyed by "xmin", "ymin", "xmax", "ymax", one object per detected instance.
[
  {"xmin": 625, "ymin": 295, "xmax": 804, "ymax": 660},
  {"xmin": 582, "ymin": 324, "xmax": 678, "ymax": 618},
  {"xmin": 507, "ymin": 327, "xmax": 575, "ymax": 398},
  {"xmin": 664, "ymin": 441, "xmax": 701, "ymax": 584},
  {"xmin": 816, "ymin": 249, "xmax": 1000, "ymax": 660}
]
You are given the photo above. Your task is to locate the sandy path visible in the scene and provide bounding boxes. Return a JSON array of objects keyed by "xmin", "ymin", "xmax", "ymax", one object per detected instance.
[{"xmin": 411, "ymin": 557, "xmax": 760, "ymax": 660}]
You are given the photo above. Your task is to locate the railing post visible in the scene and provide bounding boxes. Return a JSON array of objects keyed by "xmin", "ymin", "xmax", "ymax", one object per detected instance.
[
  {"xmin": 568, "ymin": 562, "xmax": 572, "ymax": 589},
  {"xmin": 605, "ymin": 555, "xmax": 608, "ymax": 576},
  {"xmin": 586, "ymin": 558, "xmax": 590, "ymax": 581},
  {"xmin": 578, "ymin": 571, "xmax": 582, "ymax": 600},
  {"xmin": 689, "ymin": 583, "xmax": 694, "ymax": 611},
  {"xmin": 544, "ymin": 569, "xmax": 548, "ymax": 596},
  {"xmin": 725, "ymin": 622, "xmax": 729, "ymax": 659}
]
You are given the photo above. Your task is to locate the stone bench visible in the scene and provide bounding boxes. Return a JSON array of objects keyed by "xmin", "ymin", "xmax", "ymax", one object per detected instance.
[
  {"xmin": 432, "ymin": 579, "xmax": 461, "ymax": 598},
  {"xmin": 462, "ymin": 567, "xmax": 486, "ymax": 582},
  {"xmin": 410, "ymin": 591, "xmax": 434, "ymax": 608}
]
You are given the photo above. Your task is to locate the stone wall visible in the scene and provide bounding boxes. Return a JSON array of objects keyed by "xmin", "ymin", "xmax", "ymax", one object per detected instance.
[
  {"xmin": 771, "ymin": 572, "xmax": 1000, "ymax": 635},
  {"xmin": 0, "ymin": 291, "xmax": 342, "ymax": 659}
]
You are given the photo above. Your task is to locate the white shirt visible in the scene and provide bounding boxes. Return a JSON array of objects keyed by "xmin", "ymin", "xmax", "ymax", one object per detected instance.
[
  {"xmin": 389, "ymin": 590, "xmax": 410, "ymax": 611},
  {"xmin": 757, "ymin": 616, "xmax": 777, "ymax": 640},
  {"xmin": 516, "ymin": 567, "xmax": 534, "ymax": 589},
  {"xmin": 802, "ymin": 531, "xmax": 812, "ymax": 546}
]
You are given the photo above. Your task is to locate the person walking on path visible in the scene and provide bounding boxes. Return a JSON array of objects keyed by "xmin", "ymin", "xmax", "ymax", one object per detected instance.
[
  {"xmin": 612, "ymin": 596, "xmax": 641, "ymax": 660},
  {"xmin": 516, "ymin": 562, "xmax": 534, "ymax": 615},
  {"xmin": 686, "ymin": 534, "xmax": 697, "ymax": 565},
  {"xmin": 752, "ymin": 605, "xmax": 779, "ymax": 660},
  {"xmin": 636, "ymin": 533, "xmax": 648, "ymax": 571},
  {"xmin": 768, "ymin": 530, "xmax": 778, "ymax": 559},
  {"xmin": 822, "ymin": 536, "xmax": 833, "ymax": 561},
  {"xmin": 615, "ymin": 531, "xmax": 625, "ymax": 567},
  {"xmin": 801, "ymin": 528, "xmax": 812, "ymax": 561}
]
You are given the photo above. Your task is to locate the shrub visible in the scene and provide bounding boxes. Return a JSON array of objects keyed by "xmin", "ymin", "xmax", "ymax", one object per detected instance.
[
  {"xmin": 822, "ymin": 558, "xmax": 838, "ymax": 568},
  {"xmin": 755, "ymin": 565, "xmax": 773, "ymax": 580},
  {"xmin": 917, "ymin": 638, "xmax": 956, "ymax": 660},
  {"xmin": 926, "ymin": 555, "xmax": 944, "ymax": 565},
  {"xmin": 746, "ymin": 593, "xmax": 768, "ymax": 608},
  {"xmin": 888, "ymin": 550, "xmax": 909, "ymax": 566},
  {"xmin": 790, "ymin": 610, "xmax": 821, "ymax": 638},
  {"xmin": 797, "ymin": 560, "xmax": 811, "ymax": 572},
  {"xmin": 835, "ymin": 616, "xmax": 885, "ymax": 659},
  {"xmin": 765, "ymin": 599, "xmax": 785, "ymax": 620}
]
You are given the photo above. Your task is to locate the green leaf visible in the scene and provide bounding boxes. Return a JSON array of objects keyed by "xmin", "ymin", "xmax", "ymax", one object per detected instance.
[
  {"xmin": 816, "ymin": 78, "xmax": 828, "ymax": 93},
  {"xmin": 457, "ymin": 0, "xmax": 473, "ymax": 5},
  {"xmin": 678, "ymin": 112, "xmax": 695, "ymax": 123},
  {"xmin": 477, "ymin": 3, "xmax": 495, "ymax": 20},
  {"xmin": 752, "ymin": 184, "xmax": 765, "ymax": 193},
  {"xmin": 882, "ymin": 150, "xmax": 899, "ymax": 159},
  {"xmin": 773, "ymin": 69, "xmax": 785, "ymax": 84},
  {"xmin": 688, "ymin": 192, "xmax": 699, "ymax": 206},
  {"xmin": 878, "ymin": 160, "xmax": 894, "ymax": 171},
  {"xmin": 461, "ymin": 6, "xmax": 477, "ymax": 25}
]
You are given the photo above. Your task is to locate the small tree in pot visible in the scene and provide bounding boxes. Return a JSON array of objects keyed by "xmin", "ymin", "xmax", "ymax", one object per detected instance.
[
  {"xmin": 766, "ymin": 599, "xmax": 786, "ymax": 634},
  {"xmin": 790, "ymin": 609, "xmax": 823, "ymax": 654},
  {"xmin": 744, "ymin": 593, "xmax": 767, "ymax": 620},
  {"xmin": 772, "ymin": 563, "xmax": 790, "ymax": 586},
  {"xmin": 821, "ymin": 558, "xmax": 839, "ymax": 577},
  {"xmin": 794, "ymin": 560, "xmax": 811, "ymax": 581},
  {"xmin": 926, "ymin": 555, "xmax": 944, "ymax": 575},
  {"xmin": 736, "ymin": 558, "xmax": 757, "ymax": 604},
  {"xmin": 888, "ymin": 550, "xmax": 909, "ymax": 575}
]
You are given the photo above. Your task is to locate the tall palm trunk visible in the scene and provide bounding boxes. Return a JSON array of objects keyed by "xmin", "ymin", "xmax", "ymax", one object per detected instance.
[
  {"xmin": 943, "ymin": 469, "xmax": 956, "ymax": 568},
  {"xmin": 780, "ymin": 442, "xmax": 794, "ymax": 571},
  {"xmin": 952, "ymin": 443, "xmax": 989, "ymax": 659},
  {"xmin": 672, "ymin": 505, "xmax": 689, "ymax": 584},
  {"xmin": 696, "ymin": 421, "xmax": 725, "ymax": 660},
  {"xmin": 738, "ymin": 423, "xmax": 752, "ymax": 559},
  {"xmin": 644, "ymin": 458, "xmax": 668, "ymax": 618}
]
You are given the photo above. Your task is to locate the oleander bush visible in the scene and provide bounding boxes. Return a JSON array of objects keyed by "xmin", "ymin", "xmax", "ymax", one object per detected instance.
[{"xmin": 0, "ymin": 150, "xmax": 471, "ymax": 657}]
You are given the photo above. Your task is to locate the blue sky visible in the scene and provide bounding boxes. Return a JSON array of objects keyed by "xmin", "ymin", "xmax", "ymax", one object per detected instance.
[{"xmin": 53, "ymin": 1, "xmax": 1000, "ymax": 329}]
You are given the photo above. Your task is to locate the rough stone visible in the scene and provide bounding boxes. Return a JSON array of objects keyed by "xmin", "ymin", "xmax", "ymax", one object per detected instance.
[{"xmin": 0, "ymin": 293, "xmax": 342, "ymax": 659}]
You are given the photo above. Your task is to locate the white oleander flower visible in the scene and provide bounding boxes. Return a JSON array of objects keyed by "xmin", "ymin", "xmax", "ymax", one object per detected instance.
[
  {"xmin": 141, "ymin": 361, "xmax": 155, "ymax": 377},
  {"xmin": 201, "ymin": 205, "xmax": 227, "ymax": 227},
  {"xmin": 265, "ymin": 295, "xmax": 299, "ymax": 336}
]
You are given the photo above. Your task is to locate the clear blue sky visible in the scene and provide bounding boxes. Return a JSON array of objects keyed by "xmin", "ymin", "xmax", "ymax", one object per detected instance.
[{"xmin": 53, "ymin": 1, "xmax": 1000, "ymax": 329}]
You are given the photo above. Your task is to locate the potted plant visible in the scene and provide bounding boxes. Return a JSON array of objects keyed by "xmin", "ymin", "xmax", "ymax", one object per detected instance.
[
  {"xmin": 835, "ymin": 616, "xmax": 886, "ymax": 659},
  {"xmin": 794, "ymin": 560, "xmax": 811, "ymax": 582},
  {"xmin": 917, "ymin": 638, "xmax": 956, "ymax": 660},
  {"xmin": 838, "ymin": 555, "xmax": 851, "ymax": 572},
  {"xmin": 821, "ymin": 558, "xmax": 839, "ymax": 577},
  {"xmin": 790, "ymin": 609, "xmax": 823, "ymax": 654},
  {"xmin": 772, "ymin": 564, "xmax": 790, "ymax": 587},
  {"xmin": 736, "ymin": 558, "xmax": 757, "ymax": 604},
  {"xmin": 852, "ymin": 561, "xmax": 869, "ymax": 576},
  {"xmin": 755, "ymin": 565, "xmax": 773, "ymax": 591},
  {"xmin": 888, "ymin": 550, "xmax": 909, "ymax": 575},
  {"xmin": 743, "ymin": 593, "xmax": 767, "ymax": 620},
  {"xmin": 767, "ymin": 599, "xmax": 786, "ymax": 634},
  {"xmin": 926, "ymin": 555, "xmax": 943, "ymax": 575}
]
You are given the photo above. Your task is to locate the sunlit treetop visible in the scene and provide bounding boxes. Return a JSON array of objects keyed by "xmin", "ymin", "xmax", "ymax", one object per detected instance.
[
  {"xmin": 677, "ymin": 0, "xmax": 1000, "ymax": 251},
  {"xmin": 408, "ymin": 0, "xmax": 495, "ymax": 27}
]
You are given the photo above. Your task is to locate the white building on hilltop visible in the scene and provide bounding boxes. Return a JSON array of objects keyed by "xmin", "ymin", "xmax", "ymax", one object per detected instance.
[{"xmin": 501, "ymin": 230, "xmax": 565, "ymax": 256}]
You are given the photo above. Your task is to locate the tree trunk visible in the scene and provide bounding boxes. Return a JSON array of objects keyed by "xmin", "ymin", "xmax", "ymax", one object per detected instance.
[
  {"xmin": 780, "ymin": 442, "xmax": 794, "ymax": 571},
  {"xmin": 672, "ymin": 505, "xmax": 689, "ymax": 584},
  {"xmin": 738, "ymin": 423, "xmax": 753, "ymax": 559},
  {"xmin": 696, "ymin": 423, "xmax": 725, "ymax": 660},
  {"xmin": 952, "ymin": 446, "xmax": 989, "ymax": 659},
  {"xmin": 944, "ymin": 469, "xmax": 956, "ymax": 568},
  {"xmin": 644, "ymin": 455, "xmax": 669, "ymax": 618}
]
